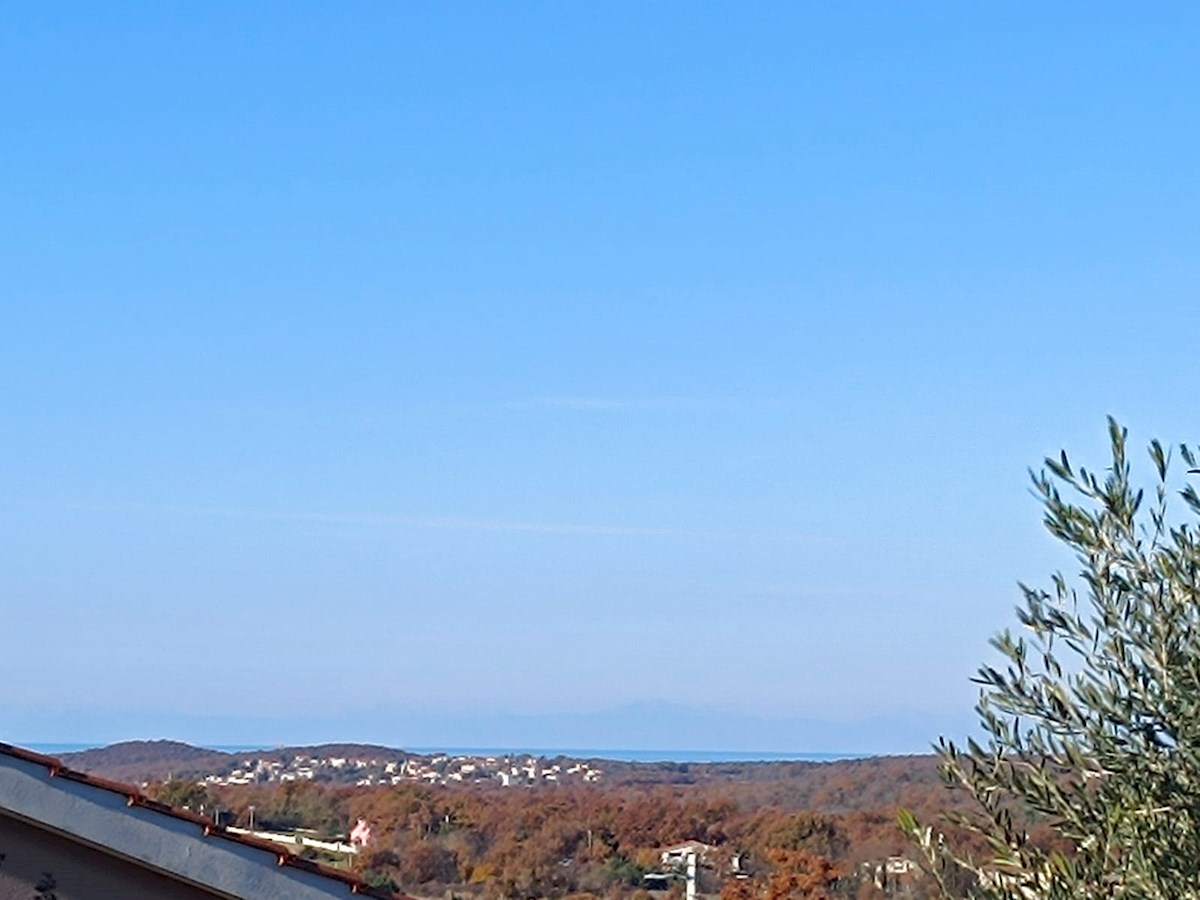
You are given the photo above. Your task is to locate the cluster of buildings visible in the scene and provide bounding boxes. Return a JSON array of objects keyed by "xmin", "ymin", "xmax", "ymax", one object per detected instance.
[{"xmin": 199, "ymin": 751, "xmax": 603, "ymax": 788}]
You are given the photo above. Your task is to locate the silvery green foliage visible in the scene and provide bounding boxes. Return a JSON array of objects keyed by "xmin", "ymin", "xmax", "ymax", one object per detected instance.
[{"xmin": 903, "ymin": 420, "xmax": 1200, "ymax": 899}]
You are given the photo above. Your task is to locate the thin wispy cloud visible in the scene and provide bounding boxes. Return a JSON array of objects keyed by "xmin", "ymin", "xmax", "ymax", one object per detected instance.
[
  {"xmin": 503, "ymin": 396, "xmax": 786, "ymax": 413},
  {"xmin": 69, "ymin": 502, "xmax": 813, "ymax": 543},
  {"xmin": 417, "ymin": 515, "xmax": 713, "ymax": 538}
]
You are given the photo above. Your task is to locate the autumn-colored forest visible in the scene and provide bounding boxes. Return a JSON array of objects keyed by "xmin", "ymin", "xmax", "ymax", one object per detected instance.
[{"xmin": 149, "ymin": 756, "xmax": 997, "ymax": 899}]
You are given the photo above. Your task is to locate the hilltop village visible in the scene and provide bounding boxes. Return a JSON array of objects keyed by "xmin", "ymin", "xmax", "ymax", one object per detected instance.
[{"xmin": 199, "ymin": 750, "xmax": 604, "ymax": 788}]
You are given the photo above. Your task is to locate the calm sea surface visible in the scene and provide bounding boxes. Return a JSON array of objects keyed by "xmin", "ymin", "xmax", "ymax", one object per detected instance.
[{"xmin": 24, "ymin": 743, "xmax": 863, "ymax": 763}]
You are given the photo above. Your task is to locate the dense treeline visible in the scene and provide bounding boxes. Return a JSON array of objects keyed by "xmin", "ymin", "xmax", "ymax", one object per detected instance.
[{"xmin": 149, "ymin": 757, "xmax": 991, "ymax": 899}]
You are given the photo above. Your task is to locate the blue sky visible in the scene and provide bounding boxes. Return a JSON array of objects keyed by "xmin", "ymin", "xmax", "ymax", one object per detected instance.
[{"xmin": 3, "ymin": 3, "xmax": 1200, "ymax": 753}]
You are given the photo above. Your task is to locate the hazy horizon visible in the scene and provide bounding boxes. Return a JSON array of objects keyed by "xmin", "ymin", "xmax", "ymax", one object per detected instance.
[
  {"xmin": 21, "ymin": 742, "xmax": 877, "ymax": 765},
  {"xmin": 8, "ymin": 700, "xmax": 970, "ymax": 758}
]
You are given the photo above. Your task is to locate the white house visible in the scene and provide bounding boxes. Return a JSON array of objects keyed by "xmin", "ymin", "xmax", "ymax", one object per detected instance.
[{"xmin": 659, "ymin": 840, "xmax": 715, "ymax": 868}]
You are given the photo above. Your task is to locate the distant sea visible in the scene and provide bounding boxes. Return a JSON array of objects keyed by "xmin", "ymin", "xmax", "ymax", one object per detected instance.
[
  {"xmin": 409, "ymin": 748, "xmax": 862, "ymax": 763},
  {"xmin": 24, "ymin": 743, "xmax": 863, "ymax": 763}
]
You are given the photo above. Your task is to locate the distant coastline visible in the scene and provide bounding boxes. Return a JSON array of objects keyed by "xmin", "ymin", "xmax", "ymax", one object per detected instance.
[
  {"xmin": 412, "ymin": 747, "xmax": 865, "ymax": 763},
  {"xmin": 23, "ymin": 742, "xmax": 865, "ymax": 764}
]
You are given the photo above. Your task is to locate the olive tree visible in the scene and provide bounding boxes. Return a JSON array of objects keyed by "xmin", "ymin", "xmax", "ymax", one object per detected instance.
[{"xmin": 903, "ymin": 419, "xmax": 1200, "ymax": 898}]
